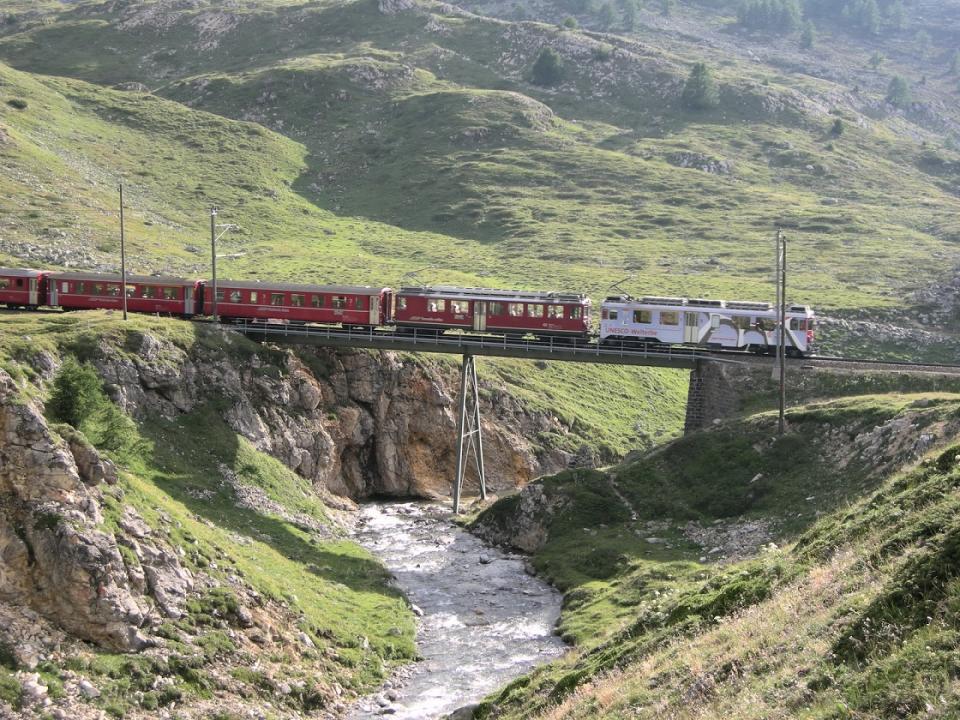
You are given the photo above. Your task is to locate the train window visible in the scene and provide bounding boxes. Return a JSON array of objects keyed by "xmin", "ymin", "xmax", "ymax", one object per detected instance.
[
  {"xmin": 164, "ymin": 288, "xmax": 178, "ymax": 300},
  {"xmin": 107, "ymin": 285, "xmax": 120, "ymax": 297},
  {"xmin": 62, "ymin": 281, "xmax": 70, "ymax": 293},
  {"xmin": 356, "ymin": 297, "xmax": 365, "ymax": 310},
  {"xmin": 756, "ymin": 318, "xmax": 776, "ymax": 332},
  {"xmin": 215, "ymin": 289, "xmax": 225, "ymax": 302},
  {"xmin": 488, "ymin": 302, "xmax": 503, "ymax": 315},
  {"xmin": 141, "ymin": 286, "xmax": 155, "ymax": 298},
  {"xmin": 332, "ymin": 296, "xmax": 346, "ymax": 309},
  {"xmin": 291, "ymin": 294, "xmax": 305, "ymax": 307},
  {"xmin": 271, "ymin": 293, "xmax": 284, "ymax": 306},
  {"xmin": 311, "ymin": 294, "xmax": 323, "ymax": 308},
  {"xmin": 608, "ymin": 310, "xmax": 619, "ymax": 320},
  {"xmin": 77, "ymin": 282, "xmax": 86, "ymax": 293},
  {"xmin": 660, "ymin": 311, "xmax": 679, "ymax": 326},
  {"xmin": 732, "ymin": 316, "xmax": 751, "ymax": 330},
  {"xmin": 686, "ymin": 313, "xmax": 699, "ymax": 328},
  {"xmin": 427, "ymin": 299, "xmax": 446, "ymax": 313},
  {"xmin": 633, "ymin": 310, "xmax": 652, "ymax": 324},
  {"xmin": 397, "ymin": 297, "xmax": 407, "ymax": 311},
  {"xmin": 547, "ymin": 306, "xmax": 564, "ymax": 319},
  {"xmin": 451, "ymin": 300, "xmax": 469, "ymax": 314},
  {"xmin": 250, "ymin": 291, "xmax": 258, "ymax": 303},
  {"xmin": 0, "ymin": 279, "xmax": 7, "ymax": 289},
  {"xmin": 93, "ymin": 284, "xmax": 104, "ymax": 295},
  {"xmin": 508, "ymin": 303, "xmax": 523, "ymax": 317},
  {"xmin": 15, "ymin": 279, "xmax": 23, "ymax": 288},
  {"xmin": 527, "ymin": 304, "xmax": 544, "ymax": 317},
  {"xmin": 570, "ymin": 307, "xmax": 582, "ymax": 320},
  {"xmin": 230, "ymin": 290, "xmax": 242, "ymax": 303}
]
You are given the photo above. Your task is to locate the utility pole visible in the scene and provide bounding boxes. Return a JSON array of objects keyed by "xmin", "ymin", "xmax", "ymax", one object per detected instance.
[
  {"xmin": 120, "ymin": 183, "xmax": 128, "ymax": 321},
  {"xmin": 777, "ymin": 229, "xmax": 787, "ymax": 436},
  {"xmin": 210, "ymin": 207, "xmax": 218, "ymax": 323}
]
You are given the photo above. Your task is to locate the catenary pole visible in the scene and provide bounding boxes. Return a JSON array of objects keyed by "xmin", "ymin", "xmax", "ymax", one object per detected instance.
[
  {"xmin": 120, "ymin": 184, "xmax": 127, "ymax": 321},
  {"xmin": 778, "ymin": 230, "xmax": 787, "ymax": 436},
  {"xmin": 211, "ymin": 207, "xmax": 218, "ymax": 323}
]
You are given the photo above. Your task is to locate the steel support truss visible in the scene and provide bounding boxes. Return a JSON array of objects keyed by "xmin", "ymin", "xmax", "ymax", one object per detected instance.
[{"xmin": 452, "ymin": 353, "xmax": 486, "ymax": 513}]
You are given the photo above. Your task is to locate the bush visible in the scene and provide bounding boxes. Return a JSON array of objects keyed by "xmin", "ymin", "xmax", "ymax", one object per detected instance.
[
  {"xmin": 47, "ymin": 358, "xmax": 104, "ymax": 428},
  {"xmin": 532, "ymin": 47, "xmax": 564, "ymax": 86},
  {"xmin": 5, "ymin": 98, "xmax": 27, "ymax": 110}
]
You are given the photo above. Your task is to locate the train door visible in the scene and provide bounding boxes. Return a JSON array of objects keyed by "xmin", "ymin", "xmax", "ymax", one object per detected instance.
[
  {"xmin": 185, "ymin": 285, "xmax": 194, "ymax": 316},
  {"xmin": 369, "ymin": 295, "xmax": 380, "ymax": 326},
  {"xmin": 473, "ymin": 301, "xmax": 487, "ymax": 332},
  {"xmin": 28, "ymin": 278, "xmax": 38, "ymax": 306},
  {"xmin": 684, "ymin": 311, "xmax": 699, "ymax": 343}
]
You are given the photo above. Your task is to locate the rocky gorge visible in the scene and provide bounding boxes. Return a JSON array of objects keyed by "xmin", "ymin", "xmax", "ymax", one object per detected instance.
[{"xmin": 0, "ymin": 312, "xmax": 585, "ymax": 718}]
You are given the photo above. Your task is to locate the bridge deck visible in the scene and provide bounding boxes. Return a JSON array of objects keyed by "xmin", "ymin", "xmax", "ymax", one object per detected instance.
[{"xmin": 227, "ymin": 321, "xmax": 729, "ymax": 369}]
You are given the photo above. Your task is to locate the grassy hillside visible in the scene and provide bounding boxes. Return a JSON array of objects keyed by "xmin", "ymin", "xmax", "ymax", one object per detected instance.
[
  {"xmin": 0, "ymin": 311, "xmax": 416, "ymax": 717},
  {"xmin": 0, "ymin": 0, "xmax": 958, "ymax": 321},
  {"xmin": 471, "ymin": 395, "xmax": 960, "ymax": 718}
]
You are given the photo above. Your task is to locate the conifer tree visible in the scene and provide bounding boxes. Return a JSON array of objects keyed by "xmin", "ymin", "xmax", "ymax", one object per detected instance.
[
  {"xmin": 620, "ymin": 0, "xmax": 638, "ymax": 30},
  {"xmin": 886, "ymin": 75, "xmax": 911, "ymax": 108},
  {"xmin": 532, "ymin": 47, "xmax": 564, "ymax": 86},
  {"xmin": 598, "ymin": 1, "xmax": 616, "ymax": 29},
  {"xmin": 800, "ymin": 19, "xmax": 816, "ymax": 49},
  {"xmin": 681, "ymin": 62, "xmax": 719, "ymax": 110}
]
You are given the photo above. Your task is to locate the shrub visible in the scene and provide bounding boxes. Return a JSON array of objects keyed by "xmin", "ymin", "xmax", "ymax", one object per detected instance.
[
  {"xmin": 532, "ymin": 47, "xmax": 564, "ymax": 86},
  {"xmin": 47, "ymin": 358, "xmax": 104, "ymax": 428},
  {"xmin": 5, "ymin": 98, "xmax": 27, "ymax": 110}
]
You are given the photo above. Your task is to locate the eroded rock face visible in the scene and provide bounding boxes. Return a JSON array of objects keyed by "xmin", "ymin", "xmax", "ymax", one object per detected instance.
[
  {"xmin": 85, "ymin": 329, "xmax": 571, "ymax": 501},
  {"xmin": 0, "ymin": 370, "xmax": 155, "ymax": 650},
  {"xmin": 0, "ymin": 370, "xmax": 201, "ymax": 650}
]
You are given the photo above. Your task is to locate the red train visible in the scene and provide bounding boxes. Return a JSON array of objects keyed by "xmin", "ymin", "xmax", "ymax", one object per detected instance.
[
  {"xmin": 394, "ymin": 286, "xmax": 590, "ymax": 338},
  {"xmin": 0, "ymin": 268, "xmax": 591, "ymax": 340}
]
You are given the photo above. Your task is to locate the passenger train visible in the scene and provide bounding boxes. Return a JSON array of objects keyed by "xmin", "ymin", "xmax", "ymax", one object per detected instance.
[{"xmin": 0, "ymin": 267, "xmax": 816, "ymax": 356}]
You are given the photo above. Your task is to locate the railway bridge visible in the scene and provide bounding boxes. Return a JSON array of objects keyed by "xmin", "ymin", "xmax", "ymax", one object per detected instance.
[{"xmin": 228, "ymin": 321, "xmax": 960, "ymax": 511}]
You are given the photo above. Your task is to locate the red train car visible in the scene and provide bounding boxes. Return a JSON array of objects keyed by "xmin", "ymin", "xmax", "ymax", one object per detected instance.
[
  {"xmin": 393, "ymin": 286, "xmax": 591, "ymax": 338},
  {"xmin": 48, "ymin": 273, "xmax": 201, "ymax": 317},
  {"xmin": 200, "ymin": 280, "xmax": 393, "ymax": 326},
  {"xmin": 0, "ymin": 268, "xmax": 47, "ymax": 309}
]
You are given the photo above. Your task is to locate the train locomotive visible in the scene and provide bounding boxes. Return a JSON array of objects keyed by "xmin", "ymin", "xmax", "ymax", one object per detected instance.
[
  {"xmin": 0, "ymin": 267, "xmax": 816, "ymax": 356},
  {"xmin": 600, "ymin": 295, "xmax": 816, "ymax": 356}
]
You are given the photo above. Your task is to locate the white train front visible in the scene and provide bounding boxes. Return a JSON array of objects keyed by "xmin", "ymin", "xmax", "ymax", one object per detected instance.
[{"xmin": 600, "ymin": 295, "xmax": 816, "ymax": 356}]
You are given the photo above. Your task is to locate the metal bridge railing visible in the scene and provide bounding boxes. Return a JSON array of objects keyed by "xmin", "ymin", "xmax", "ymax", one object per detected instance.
[{"xmin": 225, "ymin": 320, "xmax": 717, "ymax": 365}]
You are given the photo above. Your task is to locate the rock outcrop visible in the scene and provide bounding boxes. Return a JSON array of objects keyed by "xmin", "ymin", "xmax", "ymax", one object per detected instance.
[{"xmin": 0, "ymin": 370, "xmax": 152, "ymax": 650}]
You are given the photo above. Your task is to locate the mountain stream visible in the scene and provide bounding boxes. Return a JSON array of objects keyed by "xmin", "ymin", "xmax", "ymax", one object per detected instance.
[{"xmin": 346, "ymin": 502, "xmax": 566, "ymax": 719}]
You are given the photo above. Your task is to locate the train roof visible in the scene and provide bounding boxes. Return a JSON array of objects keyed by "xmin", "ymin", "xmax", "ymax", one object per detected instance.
[
  {"xmin": 399, "ymin": 285, "xmax": 589, "ymax": 303},
  {"xmin": 0, "ymin": 268, "xmax": 45, "ymax": 277},
  {"xmin": 603, "ymin": 295, "xmax": 815, "ymax": 315},
  {"xmin": 211, "ymin": 279, "xmax": 388, "ymax": 294},
  {"xmin": 47, "ymin": 272, "xmax": 197, "ymax": 286}
]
